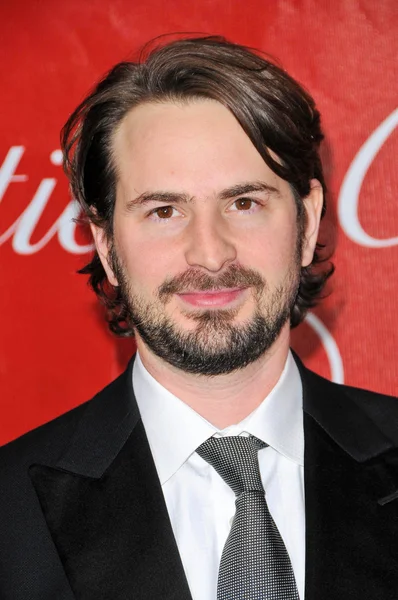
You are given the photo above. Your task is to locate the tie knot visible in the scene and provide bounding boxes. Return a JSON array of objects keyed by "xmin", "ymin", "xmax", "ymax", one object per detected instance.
[{"xmin": 196, "ymin": 435, "xmax": 267, "ymax": 496}]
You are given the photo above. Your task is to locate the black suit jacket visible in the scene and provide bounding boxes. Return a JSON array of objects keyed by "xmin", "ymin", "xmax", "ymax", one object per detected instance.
[{"xmin": 1, "ymin": 355, "xmax": 398, "ymax": 599}]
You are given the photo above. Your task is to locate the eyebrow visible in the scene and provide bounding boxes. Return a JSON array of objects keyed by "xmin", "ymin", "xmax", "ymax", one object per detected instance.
[
  {"xmin": 219, "ymin": 181, "xmax": 280, "ymax": 201},
  {"xmin": 125, "ymin": 181, "xmax": 280, "ymax": 211}
]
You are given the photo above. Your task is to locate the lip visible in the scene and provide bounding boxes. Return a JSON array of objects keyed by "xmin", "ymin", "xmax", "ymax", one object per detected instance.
[{"xmin": 177, "ymin": 287, "xmax": 247, "ymax": 308}]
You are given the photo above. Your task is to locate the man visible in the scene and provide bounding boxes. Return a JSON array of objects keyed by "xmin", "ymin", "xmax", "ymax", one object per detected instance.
[{"xmin": 1, "ymin": 36, "xmax": 398, "ymax": 600}]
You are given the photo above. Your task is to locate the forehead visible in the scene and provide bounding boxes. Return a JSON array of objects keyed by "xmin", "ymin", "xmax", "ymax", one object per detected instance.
[{"xmin": 112, "ymin": 99, "xmax": 286, "ymax": 195}]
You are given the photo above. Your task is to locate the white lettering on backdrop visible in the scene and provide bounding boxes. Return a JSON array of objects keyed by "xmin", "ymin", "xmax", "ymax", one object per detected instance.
[
  {"xmin": 2, "ymin": 110, "xmax": 397, "ymax": 254},
  {"xmin": 0, "ymin": 146, "xmax": 93, "ymax": 254},
  {"xmin": 304, "ymin": 313, "xmax": 344, "ymax": 383},
  {"xmin": 338, "ymin": 108, "xmax": 398, "ymax": 248}
]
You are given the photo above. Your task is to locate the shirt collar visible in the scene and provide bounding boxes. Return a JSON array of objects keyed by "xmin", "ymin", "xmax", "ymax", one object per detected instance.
[{"xmin": 133, "ymin": 351, "xmax": 303, "ymax": 485}]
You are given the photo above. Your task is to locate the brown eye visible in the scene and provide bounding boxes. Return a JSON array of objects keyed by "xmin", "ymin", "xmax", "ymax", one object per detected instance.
[
  {"xmin": 235, "ymin": 198, "xmax": 253, "ymax": 210},
  {"xmin": 155, "ymin": 206, "xmax": 174, "ymax": 219}
]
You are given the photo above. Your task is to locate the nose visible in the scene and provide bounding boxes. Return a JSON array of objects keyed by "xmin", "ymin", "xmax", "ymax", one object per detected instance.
[{"xmin": 184, "ymin": 215, "xmax": 237, "ymax": 272}]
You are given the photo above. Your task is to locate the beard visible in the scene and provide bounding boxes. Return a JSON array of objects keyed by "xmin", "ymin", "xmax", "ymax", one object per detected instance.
[{"xmin": 110, "ymin": 250, "xmax": 301, "ymax": 376}]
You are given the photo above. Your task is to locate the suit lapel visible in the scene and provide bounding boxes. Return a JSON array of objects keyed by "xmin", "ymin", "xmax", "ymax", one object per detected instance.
[
  {"xmin": 30, "ymin": 352, "xmax": 398, "ymax": 600},
  {"xmin": 299, "ymin": 363, "xmax": 398, "ymax": 600},
  {"xmin": 29, "ymin": 360, "xmax": 192, "ymax": 600}
]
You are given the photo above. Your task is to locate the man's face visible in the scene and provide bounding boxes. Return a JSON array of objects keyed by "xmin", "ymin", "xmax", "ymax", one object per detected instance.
[{"xmin": 93, "ymin": 99, "xmax": 321, "ymax": 375}]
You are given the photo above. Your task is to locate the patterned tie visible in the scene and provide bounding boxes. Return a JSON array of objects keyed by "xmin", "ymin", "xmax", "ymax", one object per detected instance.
[{"xmin": 197, "ymin": 436, "xmax": 300, "ymax": 600}]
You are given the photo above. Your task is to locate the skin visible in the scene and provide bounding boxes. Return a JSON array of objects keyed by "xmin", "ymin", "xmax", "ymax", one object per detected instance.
[{"xmin": 91, "ymin": 99, "xmax": 323, "ymax": 428}]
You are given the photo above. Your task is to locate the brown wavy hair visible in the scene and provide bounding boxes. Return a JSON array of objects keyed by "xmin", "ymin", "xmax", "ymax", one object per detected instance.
[{"xmin": 62, "ymin": 35, "xmax": 333, "ymax": 336}]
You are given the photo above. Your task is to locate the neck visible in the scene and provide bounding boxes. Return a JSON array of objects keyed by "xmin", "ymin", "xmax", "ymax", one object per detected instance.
[{"xmin": 135, "ymin": 325, "xmax": 290, "ymax": 429}]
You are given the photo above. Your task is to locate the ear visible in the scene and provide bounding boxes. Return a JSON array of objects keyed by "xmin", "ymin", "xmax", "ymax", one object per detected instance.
[
  {"xmin": 301, "ymin": 179, "xmax": 324, "ymax": 267},
  {"xmin": 89, "ymin": 223, "xmax": 119, "ymax": 286}
]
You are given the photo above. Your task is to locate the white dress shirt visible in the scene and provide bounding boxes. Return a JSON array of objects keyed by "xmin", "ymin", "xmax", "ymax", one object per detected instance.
[{"xmin": 133, "ymin": 351, "xmax": 305, "ymax": 600}]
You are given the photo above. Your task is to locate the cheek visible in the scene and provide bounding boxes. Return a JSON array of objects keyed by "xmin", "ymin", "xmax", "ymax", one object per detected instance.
[
  {"xmin": 114, "ymin": 225, "xmax": 184, "ymax": 294},
  {"xmin": 238, "ymin": 220, "xmax": 298, "ymax": 275}
]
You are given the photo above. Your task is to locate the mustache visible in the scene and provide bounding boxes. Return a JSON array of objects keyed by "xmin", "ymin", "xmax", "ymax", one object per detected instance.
[{"xmin": 158, "ymin": 264, "xmax": 265, "ymax": 301}]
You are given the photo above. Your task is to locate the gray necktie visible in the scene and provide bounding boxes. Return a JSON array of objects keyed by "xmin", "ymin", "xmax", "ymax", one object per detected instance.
[{"xmin": 197, "ymin": 435, "xmax": 299, "ymax": 599}]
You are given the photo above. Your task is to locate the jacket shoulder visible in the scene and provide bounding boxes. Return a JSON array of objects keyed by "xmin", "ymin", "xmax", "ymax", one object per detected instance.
[
  {"xmin": 0, "ymin": 369, "xmax": 128, "ymax": 470},
  {"xmin": 307, "ymin": 367, "xmax": 398, "ymax": 444},
  {"xmin": 339, "ymin": 380, "xmax": 398, "ymax": 443}
]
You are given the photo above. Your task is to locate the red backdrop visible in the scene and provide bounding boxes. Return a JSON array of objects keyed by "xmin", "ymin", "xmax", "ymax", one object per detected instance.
[{"xmin": 1, "ymin": 0, "xmax": 397, "ymax": 445}]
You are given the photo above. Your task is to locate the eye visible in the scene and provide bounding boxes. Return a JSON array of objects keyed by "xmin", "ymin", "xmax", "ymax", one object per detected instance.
[
  {"xmin": 230, "ymin": 197, "xmax": 259, "ymax": 212},
  {"xmin": 148, "ymin": 206, "xmax": 180, "ymax": 220}
]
